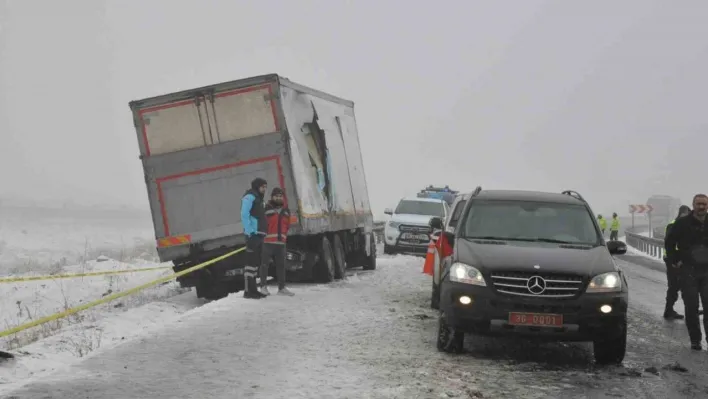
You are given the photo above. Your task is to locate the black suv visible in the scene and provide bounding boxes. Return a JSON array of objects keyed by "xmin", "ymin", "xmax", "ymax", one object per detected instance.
[{"xmin": 430, "ymin": 188, "xmax": 628, "ymax": 365}]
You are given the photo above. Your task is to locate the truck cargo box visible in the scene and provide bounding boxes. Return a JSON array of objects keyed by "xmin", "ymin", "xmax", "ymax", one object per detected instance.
[{"xmin": 129, "ymin": 74, "xmax": 374, "ymax": 264}]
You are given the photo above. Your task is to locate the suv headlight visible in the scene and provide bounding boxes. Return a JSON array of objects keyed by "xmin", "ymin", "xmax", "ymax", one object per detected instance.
[
  {"xmin": 387, "ymin": 221, "xmax": 401, "ymax": 229},
  {"xmin": 449, "ymin": 262, "xmax": 486, "ymax": 286},
  {"xmin": 586, "ymin": 272, "xmax": 622, "ymax": 293}
]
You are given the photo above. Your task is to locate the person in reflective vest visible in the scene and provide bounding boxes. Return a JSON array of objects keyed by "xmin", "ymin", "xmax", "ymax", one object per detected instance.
[
  {"xmin": 597, "ymin": 215, "xmax": 607, "ymax": 237},
  {"xmin": 260, "ymin": 187, "xmax": 295, "ymax": 296},
  {"xmin": 663, "ymin": 205, "xmax": 697, "ymax": 320},
  {"xmin": 609, "ymin": 213, "xmax": 620, "ymax": 241}
]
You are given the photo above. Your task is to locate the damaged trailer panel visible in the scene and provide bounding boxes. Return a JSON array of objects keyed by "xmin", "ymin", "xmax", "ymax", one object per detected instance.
[
  {"xmin": 129, "ymin": 74, "xmax": 373, "ymax": 267},
  {"xmin": 278, "ymin": 80, "xmax": 373, "ymax": 234}
]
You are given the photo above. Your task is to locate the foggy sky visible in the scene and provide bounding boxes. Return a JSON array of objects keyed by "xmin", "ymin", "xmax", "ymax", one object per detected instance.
[{"xmin": 1, "ymin": 0, "xmax": 707, "ymax": 218}]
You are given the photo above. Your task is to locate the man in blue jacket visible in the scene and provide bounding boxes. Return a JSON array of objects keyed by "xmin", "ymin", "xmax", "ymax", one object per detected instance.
[{"xmin": 241, "ymin": 177, "xmax": 268, "ymax": 299}]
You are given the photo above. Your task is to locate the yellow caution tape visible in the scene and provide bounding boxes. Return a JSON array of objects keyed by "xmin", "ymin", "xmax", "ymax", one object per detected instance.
[
  {"xmin": 0, "ymin": 247, "xmax": 245, "ymax": 339},
  {"xmin": 0, "ymin": 266, "xmax": 172, "ymax": 283}
]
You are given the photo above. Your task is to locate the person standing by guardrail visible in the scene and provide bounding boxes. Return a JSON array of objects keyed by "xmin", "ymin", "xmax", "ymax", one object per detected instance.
[
  {"xmin": 241, "ymin": 178, "xmax": 269, "ymax": 300},
  {"xmin": 609, "ymin": 213, "xmax": 620, "ymax": 241},
  {"xmin": 663, "ymin": 205, "xmax": 692, "ymax": 320},
  {"xmin": 665, "ymin": 194, "xmax": 708, "ymax": 350},
  {"xmin": 260, "ymin": 187, "xmax": 295, "ymax": 296},
  {"xmin": 597, "ymin": 214, "xmax": 607, "ymax": 237}
]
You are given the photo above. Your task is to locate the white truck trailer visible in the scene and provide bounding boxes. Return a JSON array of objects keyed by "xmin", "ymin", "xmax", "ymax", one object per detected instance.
[{"xmin": 128, "ymin": 74, "xmax": 377, "ymax": 299}]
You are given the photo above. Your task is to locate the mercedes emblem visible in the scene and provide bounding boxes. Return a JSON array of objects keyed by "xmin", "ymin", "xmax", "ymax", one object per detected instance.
[{"xmin": 526, "ymin": 276, "xmax": 547, "ymax": 295}]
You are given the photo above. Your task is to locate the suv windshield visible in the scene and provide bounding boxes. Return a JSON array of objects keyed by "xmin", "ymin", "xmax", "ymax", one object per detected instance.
[
  {"xmin": 395, "ymin": 200, "xmax": 444, "ymax": 217},
  {"xmin": 459, "ymin": 200, "xmax": 600, "ymax": 245}
]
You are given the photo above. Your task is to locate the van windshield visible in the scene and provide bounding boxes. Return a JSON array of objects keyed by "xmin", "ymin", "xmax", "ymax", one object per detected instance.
[
  {"xmin": 395, "ymin": 200, "xmax": 444, "ymax": 217},
  {"xmin": 459, "ymin": 200, "xmax": 601, "ymax": 245}
]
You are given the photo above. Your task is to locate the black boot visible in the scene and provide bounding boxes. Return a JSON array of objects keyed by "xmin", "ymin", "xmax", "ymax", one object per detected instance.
[
  {"xmin": 243, "ymin": 276, "xmax": 267, "ymax": 299},
  {"xmin": 664, "ymin": 309, "xmax": 685, "ymax": 320}
]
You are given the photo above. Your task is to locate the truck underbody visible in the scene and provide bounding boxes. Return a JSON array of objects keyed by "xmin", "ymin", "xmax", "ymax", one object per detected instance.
[{"xmin": 172, "ymin": 229, "xmax": 377, "ymax": 300}]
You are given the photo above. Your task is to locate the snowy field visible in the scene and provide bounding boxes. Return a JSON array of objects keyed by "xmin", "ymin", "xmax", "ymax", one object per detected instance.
[
  {"xmin": 0, "ymin": 204, "xmax": 156, "ymax": 276},
  {"xmin": 0, "ymin": 204, "xmax": 193, "ymax": 386}
]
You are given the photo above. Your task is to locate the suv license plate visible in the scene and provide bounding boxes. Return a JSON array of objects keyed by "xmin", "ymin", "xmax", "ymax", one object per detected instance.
[
  {"xmin": 401, "ymin": 233, "xmax": 429, "ymax": 241},
  {"xmin": 508, "ymin": 312, "xmax": 563, "ymax": 327},
  {"xmin": 224, "ymin": 269, "xmax": 243, "ymax": 277}
]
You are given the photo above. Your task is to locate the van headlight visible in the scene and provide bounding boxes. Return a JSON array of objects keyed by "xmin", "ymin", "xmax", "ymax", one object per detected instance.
[
  {"xmin": 449, "ymin": 263, "xmax": 486, "ymax": 286},
  {"xmin": 586, "ymin": 272, "xmax": 621, "ymax": 293},
  {"xmin": 387, "ymin": 221, "xmax": 401, "ymax": 230}
]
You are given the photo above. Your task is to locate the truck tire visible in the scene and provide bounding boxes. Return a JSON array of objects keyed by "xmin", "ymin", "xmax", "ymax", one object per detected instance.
[
  {"xmin": 332, "ymin": 235, "xmax": 347, "ymax": 280},
  {"xmin": 196, "ymin": 283, "xmax": 226, "ymax": 301},
  {"xmin": 363, "ymin": 232, "xmax": 377, "ymax": 271},
  {"xmin": 316, "ymin": 236, "xmax": 336, "ymax": 283}
]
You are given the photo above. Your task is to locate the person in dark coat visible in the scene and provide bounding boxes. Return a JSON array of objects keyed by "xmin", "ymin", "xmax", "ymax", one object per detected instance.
[
  {"xmin": 665, "ymin": 194, "xmax": 708, "ymax": 350},
  {"xmin": 663, "ymin": 205, "xmax": 691, "ymax": 320},
  {"xmin": 241, "ymin": 178, "xmax": 268, "ymax": 299}
]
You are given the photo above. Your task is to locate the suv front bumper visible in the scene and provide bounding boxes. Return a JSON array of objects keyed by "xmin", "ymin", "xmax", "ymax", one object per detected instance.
[{"xmin": 440, "ymin": 280, "xmax": 627, "ymax": 342}]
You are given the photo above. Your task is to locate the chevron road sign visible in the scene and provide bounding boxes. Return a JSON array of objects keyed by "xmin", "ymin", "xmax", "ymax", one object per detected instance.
[{"xmin": 629, "ymin": 204, "xmax": 654, "ymax": 214}]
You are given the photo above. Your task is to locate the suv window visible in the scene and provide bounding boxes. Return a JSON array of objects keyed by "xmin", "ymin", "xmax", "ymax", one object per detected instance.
[
  {"xmin": 395, "ymin": 200, "xmax": 445, "ymax": 217},
  {"xmin": 447, "ymin": 199, "xmax": 468, "ymax": 228},
  {"xmin": 459, "ymin": 200, "xmax": 600, "ymax": 245}
]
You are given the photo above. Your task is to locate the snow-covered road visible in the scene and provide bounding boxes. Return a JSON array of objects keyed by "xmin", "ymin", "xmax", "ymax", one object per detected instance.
[{"xmin": 4, "ymin": 253, "xmax": 708, "ymax": 398}]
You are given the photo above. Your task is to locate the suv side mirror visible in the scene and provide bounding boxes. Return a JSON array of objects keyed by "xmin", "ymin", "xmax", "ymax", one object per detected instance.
[
  {"xmin": 384, "ymin": 208, "xmax": 393, "ymax": 216},
  {"xmin": 607, "ymin": 240, "xmax": 627, "ymax": 255},
  {"xmin": 429, "ymin": 216, "xmax": 443, "ymax": 230}
]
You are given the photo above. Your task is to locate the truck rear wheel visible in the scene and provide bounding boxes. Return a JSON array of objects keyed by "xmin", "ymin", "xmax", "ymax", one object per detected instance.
[
  {"xmin": 196, "ymin": 283, "xmax": 226, "ymax": 301},
  {"xmin": 333, "ymin": 235, "xmax": 347, "ymax": 279},
  {"xmin": 363, "ymin": 232, "xmax": 377, "ymax": 271},
  {"xmin": 316, "ymin": 236, "xmax": 335, "ymax": 283}
]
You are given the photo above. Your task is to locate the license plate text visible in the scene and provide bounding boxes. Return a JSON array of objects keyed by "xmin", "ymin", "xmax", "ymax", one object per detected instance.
[{"xmin": 508, "ymin": 312, "xmax": 563, "ymax": 327}]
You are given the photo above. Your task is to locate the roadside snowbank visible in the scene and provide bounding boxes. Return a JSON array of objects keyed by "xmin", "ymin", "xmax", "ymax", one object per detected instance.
[
  {"xmin": 0, "ymin": 272, "xmax": 367, "ymax": 395},
  {"xmin": 0, "ymin": 257, "xmax": 185, "ymax": 349}
]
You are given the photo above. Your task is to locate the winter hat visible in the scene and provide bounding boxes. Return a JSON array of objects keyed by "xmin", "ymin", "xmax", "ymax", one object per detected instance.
[
  {"xmin": 271, "ymin": 187, "xmax": 284, "ymax": 197},
  {"xmin": 678, "ymin": 205, "xmax": 691, "ymax": 215},
  {"xmin": 251, "ymin": 178, "xmax": 267, "ymax": 191}
]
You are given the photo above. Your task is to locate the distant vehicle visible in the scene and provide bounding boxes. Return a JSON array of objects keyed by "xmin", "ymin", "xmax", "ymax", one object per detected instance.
[
  {"xmin": 646, "ymin": 195, "xmax": 682, "ymax": 224},
  {"xmin": 383, "ymin": 197, "xmax": 449, "ymax": 256},
  {"xmin": 431, "ymin": 188, "xmax": 628, "ymax": 365},
  {"xmin": 417, "ymin": 185, "xmax": 458, "ymax": 206},
  {"xmin": 128, "ymin": 73, "xmax": 376, "ymax": 300}
]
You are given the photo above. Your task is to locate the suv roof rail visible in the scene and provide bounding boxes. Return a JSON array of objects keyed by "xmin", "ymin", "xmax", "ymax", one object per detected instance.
[
  {"xmin": 472, "ymin": 186, "xmax": 483, "ymax": 196},
  {"xmin": 561, "ymin": 190, "xmax": 586, "ymax": 202}
]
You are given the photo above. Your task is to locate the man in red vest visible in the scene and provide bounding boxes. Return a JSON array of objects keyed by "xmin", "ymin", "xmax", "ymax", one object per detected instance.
[{"xmin": 260, "ymin": 187, "xmax": 295, "ymax": 296}]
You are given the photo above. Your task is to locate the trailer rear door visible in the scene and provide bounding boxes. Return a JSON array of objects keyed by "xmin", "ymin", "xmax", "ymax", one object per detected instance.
[{"xmin": 130, "ymin": 78, "xmax": 287, "ymax": 260}]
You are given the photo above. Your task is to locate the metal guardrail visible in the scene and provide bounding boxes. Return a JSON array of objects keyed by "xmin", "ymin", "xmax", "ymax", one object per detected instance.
[{"xmin": 625, "ymin": 229, "xmax": 666, "ymax": 261}]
